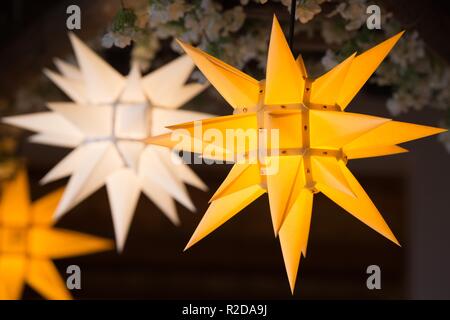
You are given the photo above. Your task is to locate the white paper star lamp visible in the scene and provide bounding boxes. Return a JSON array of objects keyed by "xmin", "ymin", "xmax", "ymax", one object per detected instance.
[{"xmin": 3, "ymin": 33, "xmax": 213, "ymax": 251}]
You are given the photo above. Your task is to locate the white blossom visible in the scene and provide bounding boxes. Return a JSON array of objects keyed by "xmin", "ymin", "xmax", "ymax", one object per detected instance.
[
  {"xmin": 328, "ymin": 0, "xmax": 367, "ymax": 31},
  {"xmin": 101, "ymin": 31, "xmax": 132, "ymax": 48},
  {"xmin": 389, "ymin": 31, "xmax": 425, "ymax": 69},
  {"xmin": 321, "ymin": 49, "xmax": 338, "ymax": 69}
]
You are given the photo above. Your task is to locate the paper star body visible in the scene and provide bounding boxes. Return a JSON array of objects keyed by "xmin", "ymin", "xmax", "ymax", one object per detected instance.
[
  {"xmin": 0, "ymin": 168, "xmax": 112, "ymax": 299},
  {"xmin": 4, "ymin": 33, "xmax": 213, "ymax": 251},
  {"xmin": 156, "ymin": 17, "xmax": 446, "ymax": 293}
]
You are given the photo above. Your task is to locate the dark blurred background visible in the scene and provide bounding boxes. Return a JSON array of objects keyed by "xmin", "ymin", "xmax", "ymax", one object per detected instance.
[{"xmin": 0, "ymin": 0, "xmax": 449, "ymax": 299}]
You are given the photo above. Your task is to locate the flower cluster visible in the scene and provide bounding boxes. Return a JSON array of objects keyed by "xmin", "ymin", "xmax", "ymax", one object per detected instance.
[
  {"xmin": 5, "ymin": 0, "xmax": 449, "ymax": 153},
  {"xmin": 102, "ymin": 0, "xmax": 268, "ymax": 72},
  {"xmin": 311, "ymin": 0, "xmax": 450, "ymax": 151}
]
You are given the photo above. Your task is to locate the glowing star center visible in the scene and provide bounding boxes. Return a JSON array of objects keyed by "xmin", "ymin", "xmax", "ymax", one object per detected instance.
[
  {"xmin": 0, "ymin": 227, "xmax": 29, "ymax": 255},
  {"xmin": 82, "ymin": 98, "xmax": 155, "ymax": 171},
  {"xmin": 233, "ymin": 81, "xmax": 347, "ymax": 193}
]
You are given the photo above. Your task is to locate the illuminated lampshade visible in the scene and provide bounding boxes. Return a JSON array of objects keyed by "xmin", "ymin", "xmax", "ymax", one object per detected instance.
[
  {"xmin": 3, "ymin": 33, "xmax": 213, "ymax": 251},
  {"xmin": 152, "ymin": 16, "xmax": 446, "ymax": 293},
  {"xmin": 0, "ymin": 168, "xmax": 112, "ymax": 299}
]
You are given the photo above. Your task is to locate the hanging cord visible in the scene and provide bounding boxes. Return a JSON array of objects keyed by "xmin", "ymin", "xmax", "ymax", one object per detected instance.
[{"xmin": 288, "ymin": 0, "xmax": 297, "ymax": 53}]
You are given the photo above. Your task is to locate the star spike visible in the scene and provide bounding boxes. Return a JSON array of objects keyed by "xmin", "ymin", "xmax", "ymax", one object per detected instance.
[
  {"xmin": 0, "ymin": 256, "xmax": 26, "ymax": 299},
  {"xmin": 343, "ymin": 121, "xmax": 447, "ymax": 151},
  {"xmin": 2, "ymin": 111, "xmax": 83, "ymax": 139},
  {"xmin": 345, "ymin": 145, "xmax": 408, "ymax": 160},
  {"xmin": 53, "ymin": 58, "xmax": 83, "ymax": 80},
  {"xmin": 265, "ymin": 15, "xmax": 305, "ymax": 105},
  {"xmin": 266, "ymin": 155, "xmax": 304, "ymax": 235},
  {"xmin": 44, "ymin": 68, "xmax": 87, "ymax": 104},
  {"xmin": 279, "ymin": 189, "xmax": 313, "ymax": 294},
  {"xmin": 296, "ymin": 54, "xmax": 308, "ymax": 78},
  {"xmin": 145, "ymin": 132, "xmax": 228, "ymax": 159},
  {"xmin": 121, "ymin": 61, "xmax": 147, "ymax": 103},
  {"xmin": 150, "ymin": 146, "xmax": 209, "ymax": 192},
  {"xmin": 53, "ymin": 142, "xmax": 123, "ymax": 220},
  {"xmin": 25, "ymin": 260, "xmax": 72, "ymax": 300},
  {"xmin": 30, "ymin": 132, "xmax": 82, "ymax": 148},
  {"xmin": 140, "ymin": 177, "xmax": 180, "ymax": 225},
  {"xmin": 0, "ymin": 169, "xmax": 30, "ymax": 227},
  {"xmin": 68, "ymin": 32, "xmax": 124, "ymax": 104},
  {"xmin": 309, "ymin": 110, "xmax": 390, "ymax": 148},
  {"xmin": 337, "ymin": 31, "xmax": 405, "ymax": 110},
  {"xmin": 40, "ymin": 145, "xmax": 90, "ymax": 185},
  {"xmin": 210, "ymin": 162, "xmax": 262, "ymax": 202},
  {"xmin": 28, "ymin": 228, "xmax": 114, "ymax": 259},
  {"xmin": 31, "ymin": 188, "xmax": 65, "ymax": 226},
  {"xmin": 167, "ymin": 113, "xmax": 259, "ymax": 157},
  {"xmin": 142, "ymin": 54, "xmax": 209, "ymax": 109},
  {"xmin": 106, "ymin": 168, "xmax": 141, "ymax": 252},
  {"xmin": 310, "ymin": 156, "xmax": 355, "ymax": 197},
  {"xmin": 318, "ymin": 161, "xmax": 400, "ymax": 246},
  {"xmin": 139, "ymin": 146, "xmax": 195, "ymax": 212},
  {"xmin": 184, "ymin": 185, "xmax": 265, "ymax": 251},
  {"xmin": 176, "ymin": 39, "xmax": 260, "ymax": 110},
  {"xmin": 310, "ymin": 52, "xmax": 356, "ymax": 106},
  {"xmin": 47, "ymin": 102, "xmax": 113, "ymax": 137}
]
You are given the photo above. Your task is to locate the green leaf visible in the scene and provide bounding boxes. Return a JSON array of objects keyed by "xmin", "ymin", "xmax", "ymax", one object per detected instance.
[{"xmin": 112, "ymin": 8, "xmax": 137, "ymax": 32}]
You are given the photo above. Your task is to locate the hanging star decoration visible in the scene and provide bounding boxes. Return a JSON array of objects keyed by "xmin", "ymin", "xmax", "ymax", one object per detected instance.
[
  {"xmin": 151, "ymin": 16, "xmax": 447, "ymax": 293},
  {"xmin": 0, "ymin": 167, "xmax": 112, "ymax": 299},
  {"xmin": 3, "ymin": 33, "xmax": 213, "ymax": 251}
]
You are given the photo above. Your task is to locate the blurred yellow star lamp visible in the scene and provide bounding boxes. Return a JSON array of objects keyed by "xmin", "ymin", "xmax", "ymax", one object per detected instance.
[{"xmin": 0, "ymin": 168, "xmax": 112, "ymax": 299}]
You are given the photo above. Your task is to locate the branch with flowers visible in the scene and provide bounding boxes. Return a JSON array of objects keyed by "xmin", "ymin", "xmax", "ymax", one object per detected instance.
[
  {"xmin": 101, "ymin": 0, "xmax": 450, "ymax": 151},
  {"xmin": 3, "ymin": 0, "xmax": 449, "ymax": 157}
]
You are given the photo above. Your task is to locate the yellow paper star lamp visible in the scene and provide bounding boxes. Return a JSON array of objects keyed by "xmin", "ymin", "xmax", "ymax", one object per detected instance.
[
  {"xmin": 152, "ymin": 16, "xmax": 447, "ymax": 293},
  {"xmin": 0, "ymin": 167, "xmax": 113, "ymax": 300}
]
